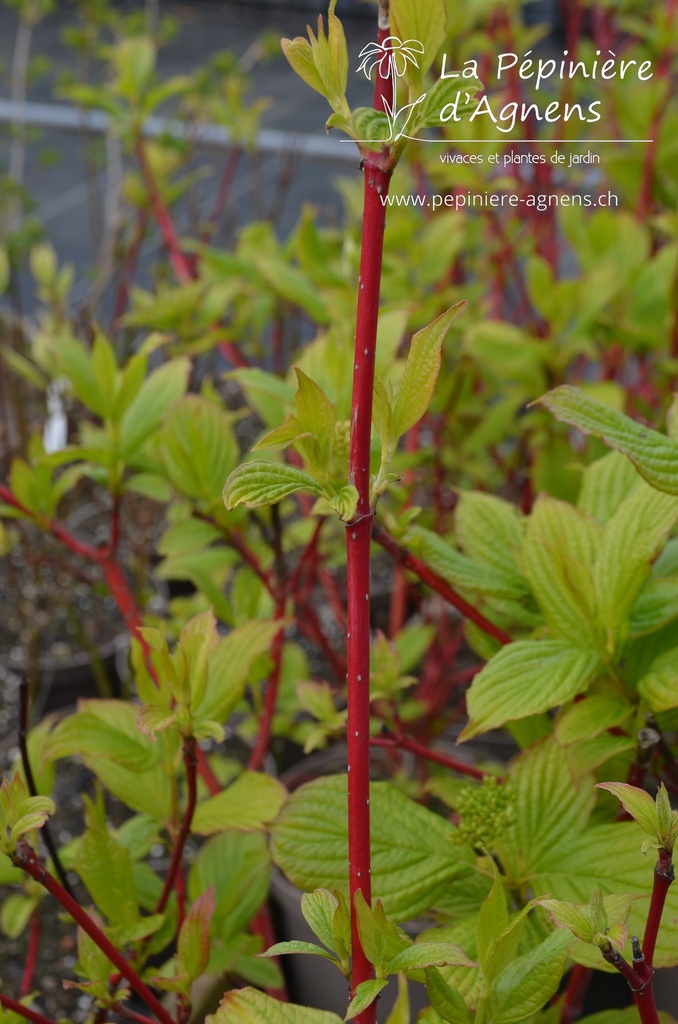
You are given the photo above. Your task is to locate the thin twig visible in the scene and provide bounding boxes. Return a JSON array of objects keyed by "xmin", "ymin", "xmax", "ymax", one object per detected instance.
[
  {"xmin": 372, "ymin": 522, "xmax": 512, "ymax": 646},
  {"xmin": 371, "ymin": 732, "xmax": 491, "ymax": 781},
  {"xmin": 0, "ymin": 993, "xmax": 56, "ymax": 1024}
]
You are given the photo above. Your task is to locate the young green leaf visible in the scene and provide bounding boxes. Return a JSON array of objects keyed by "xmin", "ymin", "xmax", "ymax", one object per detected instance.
[
  {"xmin": 259, "ymin": 939, "xmax": 342, "ymax": 966},
  {"xmin": 344, "ymin": 980, "xmax": 389, "ymax": 1021},
  {"xmin": 393, "ymin": 303, "xmax": 466, "ymax": 438},
  {"xmin": 482, "ymin": 930, "xmax": 572, "ymax": 1024},
  {"xmin": 386, "ymin": 942, "xmax": 476, "ymax": 973},
  {"xmin": 223, "ymin": 461, "xmax": 324, "ymax": 509},
  {"xmin": 178, "ymin": 887, "xmax": 216, "ymax": 981},
  {"xmin": 425, "ymin": 968, "xmax": 470, "ymax": 1024}
]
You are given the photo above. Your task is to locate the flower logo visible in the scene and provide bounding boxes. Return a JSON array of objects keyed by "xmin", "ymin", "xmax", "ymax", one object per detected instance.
[
  {"xmin": 357, "ymin": 36, "xmax": 425, "ymax": 81},
  {"xmin": 353, "ymin": 36, "xmax": 427, "ymax": 144}
]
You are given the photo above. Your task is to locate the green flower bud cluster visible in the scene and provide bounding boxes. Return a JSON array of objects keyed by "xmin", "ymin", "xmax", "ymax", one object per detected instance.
[
  {"xmin": 452, "ymin": 775, "xmax": 515, "ymax": 851},
  {"xmin": 333, "ymin": 419, "xmax": 351, "ymax": 459}
]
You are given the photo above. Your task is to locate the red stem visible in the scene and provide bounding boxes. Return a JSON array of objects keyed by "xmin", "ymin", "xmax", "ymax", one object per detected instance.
[
  {"xmin": 0, "ymin": 994, "xmax": 56, "ymax": 1024},
  {"xmin": 559, "ymin": 964, "xmax": 593, "ymax": 1024},
  {"xmin": 344, "ymin": 16, "xmax": 395, "ymax": 1012},
  {"xmin": 372, "ymin": 522, "xmax": 512, "ymax": 646},
  {"xmin": 248, "ymin": 600, "xmax": 286, "ymax": 771},
  {"xmin": 135, "ymin": 138, "xmax": 194, "ymax": 284},
  {"xmin": 110, "ymin": 208, "xmax": 149, "ymax": 333},
  {"xmin": 155, "ymin": 737, "xmax": 198, "ymax": 916},
  {"xmin": 20, "ymin": 909, "xmax": 40, "ymax": 997},
  {"xmin": 371, "ymin": 733, "xmax": 489, "ymax": 781},
  {"xmin": 203, "ymin": 146, "xmax": 241, "ymax": 241},
  {"xmin": 642, "ymin": 848, "xmax": 674, "ymax": 966},
  {"xmin": 14, "ymin": 844, "xmax": 174, "ymax": 1024},
  {"xmin": 196, "ymin": 746, "xmax": 221, "ymax": 796}
]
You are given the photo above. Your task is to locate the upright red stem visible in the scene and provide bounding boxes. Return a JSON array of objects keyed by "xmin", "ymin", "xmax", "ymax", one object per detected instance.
[
  {"xmin": 20, "ymin": 910, "xmax": 40, "ymax": 997},
  {"xmin": 344, "ymin": 8, "xmax": 395, "ymax": 1014},
  {"xmin": 248, "ymin": 599, "xmax": 286, "ymax": 771}
]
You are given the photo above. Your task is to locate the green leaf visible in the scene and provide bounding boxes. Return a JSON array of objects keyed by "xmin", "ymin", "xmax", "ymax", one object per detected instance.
[
  {"xmin": 0, "ymin": 894, "xmax": 38, "ymax": 939},
  {"xmin": 594, "ymin": 482, "xmax": 678, "ymax": 633},
  {"xmin": 46, "ymin": 708, "xmax": 156, "ymax": 770},
  {"xmin": 630, "ymin": 576, "xmax": 678, "ymax": 636},
  {"xmin": 577, "ymin": 452, "xmax": 640, "ymax": 525},
  {"xmin": 594, "ymin": 783, "xmax": 659, "ymax": 838},
  {"xmin": 271, "ymin": 776, "xmax": 473, "ymax": 921},
  {"xmin": 206, "ymin": 987, "xmax": 343, "ymax": 1024},
  {"xmin": 460, "ymin": 641, "xmax": 601, "ymax": 740},
  {"xmin": 535, "ymin": 899, "xmax": 595, "ymax": 943},
  {"xmin": 539, "ymin": 386, "xmax": 678, "ymax": 495},
  {"xmin": 555, "ymin": 695, "xmax": 632, "ymax": 745},
  {"xmin": 386, "ymin": 942, "xmax": 475, "ymax": 973},
  {"xmin": 483, "ymin": 931, "xmax": 572, "ymax": 1024},
  {"xmin": 425, "ymin": 969, "xmax": 469, "ymax": 1024},
  {"xmin": 194, "ymin": 619, "xmax": 287, "ymax": 726},
  {"xmin": 301, "ymin": 889, "xmax": 341, "ymax": 957},
  {"xmin": 394, "ymin": 303, "xmax": 465, "ymax": 438},
  {"xmin": 178, "ymin": 887, "xmax": 216, "ymax": 981},
  {"xmin": 294, "ymin": 368, "xmax": 336, "ymax": 473},
  {"xmin": 160, "ymin": 395, "xmax": 239, "ymax": 507},
  {"xmin": 520, "ymin": 496, "xmax": 600, "ymax": 646},
  {"xmin": 455, "ymin": 492, "xmax": 525, "ymax": 577},
  {"xmin": 496, "ymin": 739, "xmax": 596, "ymax": 885},
  {"xmin": 259, "ymin": 940, "xmax": 340, "ymax": 965},
  {"xmin": 638, "ymin": 647, "xmax": 678, "ymax": 711},
  {"xmin": 409, "ymin": 527, "xmax": 528, "ymax": 601},
  {"xmin": 384, "ymin": 974, "xmax": 410, "ymax": 1024},
  {"xmin": 345, "ymin": 980, "xmax": 388, "ymax": 1021},
  {"xmin": 119, "ymin": 357, "xmax": 190, "ymax": 458},
  {"xmin": 476, "ymin": 864, "xmax": 508, "ymax": 973},
  {"xmin": 76, "ymin": 795, "xmax": 139, "ymax": 929},
  {"xmin": 390, "ymin": 0, "xmax": 448, "ymax": 79},
  {"xmin": 187, "ymin": 831, "xmax": 270, "ymax": 942},
  {"xmin": 223, "ymin": 461, "xmax": 324, "ymax": 510},
  {"xmin": 192, "ymin": 771, "xmax": 287, "ymax": 834},
  {"xmin": 354, "ymin": 890, "xmax": 388, "ymax": 970}
]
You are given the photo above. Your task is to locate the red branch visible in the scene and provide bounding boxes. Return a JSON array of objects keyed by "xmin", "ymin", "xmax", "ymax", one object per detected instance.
[
  {"xmin": 248, "ymin": 600, "xmax": 286, "ymax": 771},
  {"xmin": 372, "ymin": 522, "xmax": 512, "ymax": 646},
  {"xmin": 135, "ymin": 138, "xmax": 194, "ymax": 284},
  {"xmin": 344, "ymin": 8, "xmax": 395, "ymax": 1009},
  {"xmin": 155, "ymin": 737, "xmax": 198, "ymax": 916},
  {"xmin": 642, "ymin": 848, "xmax": 674, "ymax": 966},
  {"xmin": 0, "ymin": 994, "xmax": 56, "ymax": 1024},
  {"xmin": 14, "ymin": 844, "xmax": 174, "ymax": 1024},
  {"xmin": 20, "ymin": 910, "xmax": 40, "ymax": 997},
  {"xmin": 559, "ymin": 964, "xmax": 593, "ymax": 1024},
  {"xmin": 371, "ymin": 733, "xmax": 490, "ymax": 781}
]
